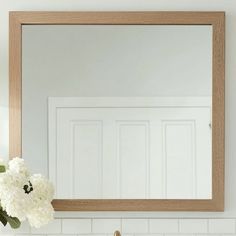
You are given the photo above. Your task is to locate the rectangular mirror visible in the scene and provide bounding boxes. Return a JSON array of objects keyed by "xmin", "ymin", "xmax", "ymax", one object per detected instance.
[{"xmin": 9, "ymin": 11, "xmax": 225, "ymax": 211}]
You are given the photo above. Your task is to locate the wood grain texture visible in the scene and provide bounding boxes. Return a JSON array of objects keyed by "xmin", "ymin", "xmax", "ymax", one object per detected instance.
[
  {"xmin": 9, "ymin": 11, "xmax": 224, "ymax": 25},
  {"xmin": 211, "ymin": 13, "xmax": 225, "ymax": 211},
  {"xmin": 9, "ymin": 11, "xmax": 225, "ymax": 211},
  {"xmin": 9, "ymin": 13, "xmax": 22, "ymax": 158},
  {"xmin": 52, "ymin": 199, "xmax": 223, "ymax": 211}
]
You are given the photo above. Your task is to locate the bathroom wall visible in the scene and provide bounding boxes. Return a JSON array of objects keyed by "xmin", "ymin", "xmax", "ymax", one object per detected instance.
[
  {"xmin": 2, "ymin": 218, "xmax": 236, "ymax": 236},
  {"xmin": 0, "ymin": 0, "xmax": 236, "ymax": 235}
]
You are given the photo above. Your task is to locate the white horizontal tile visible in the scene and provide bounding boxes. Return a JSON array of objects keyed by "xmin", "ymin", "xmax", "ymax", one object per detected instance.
[
  {"xmin": 179, "ymin": 219, "xmax": 208, "ymax": 233},
  {"xmin": 0, "ymin": 234, "xmax": 15, "ymax": 236},
  {"xmin": 107, "ymin": 234, "xmax": 133, "ymax": 236},
  {"xmin": 62, "ymin": 219, "xmax": 91, "ymax": 234},
  {"xmin": 122, "ymin": 219, "xmax": 148, "ymax": 233},
  {"xmin": 0, "ymin": 224, "xmax": 13, "ymax": 234},
  {"xmin": 209, "ymin": 219, "xmax": 236, "ymax": 233},
  {"xmin": 149, "ymin": 219, "xmax": 178, "ymax": 233},
  {"xmin": 137, "ymin": 234, "xmax": 163, "ymax": 236},
  {"xmin": 0, "ymin": 221, "xmax": 29, "ymax": 235},
  {"xmin": 49, "ymin": 234, "xmax": 76, "ymax": 236},
  {"xmin": 222, "ymin": 234, "xmax": 236, "ymax": 236},
  {"xmin": 196, "ymin": 234, "xmax": 220, "ymax": 236},
  {"xmin": 79, "ymin": 234, "xmax": 106, "ymax": 236},
  {"xmin": 17, "ymin": 235, "xmax": 44, "ymax": 236},
  {"xmin": 166, "ymin": 234, "xmax": 194, "ymax": 236},
  {"xmin": 14, "ymin": 221, "xmax": 31, "ymax": 234},
  {"xmin": 92, "ymin": 219, "xmax": 121, "ymax": 233},
  {"xmin": 31, "ymin": 219, "xmax": 61, "ymax": 234}
]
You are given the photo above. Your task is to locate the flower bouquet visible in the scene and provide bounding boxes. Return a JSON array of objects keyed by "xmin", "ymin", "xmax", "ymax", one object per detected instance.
[{"xmin": 0, "ymin": 157, "xmax": 54, "ymax": 229}]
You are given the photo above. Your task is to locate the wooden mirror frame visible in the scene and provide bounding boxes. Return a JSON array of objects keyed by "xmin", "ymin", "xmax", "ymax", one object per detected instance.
[{"xmin": 9, "ymin": 11, "xmax": 225, "ymax": 211}]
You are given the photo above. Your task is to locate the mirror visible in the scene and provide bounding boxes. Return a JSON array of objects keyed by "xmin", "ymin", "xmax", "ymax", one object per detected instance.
[
  {"xmin": 9, "ymin": 12, "xmax": 225, "ymax": 211},
  {"xmin": 22, "ymin": 24, "xmax": 213, "ymax": 200}
]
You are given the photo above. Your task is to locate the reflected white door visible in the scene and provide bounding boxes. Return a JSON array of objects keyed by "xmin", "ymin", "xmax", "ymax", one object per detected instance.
[{"xmin": 48, "ymin": 97, "xmax": 212, "ymax": 199}]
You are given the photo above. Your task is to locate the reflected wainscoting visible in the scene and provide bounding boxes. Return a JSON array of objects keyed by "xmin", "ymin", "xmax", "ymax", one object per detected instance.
[
  {"xmin": 48, "ymin": 97, "xmax": 212, "ymax": 200},
  {"xmin": 1, "ymin": 218, "xmax": 236, "ymax": 235}
]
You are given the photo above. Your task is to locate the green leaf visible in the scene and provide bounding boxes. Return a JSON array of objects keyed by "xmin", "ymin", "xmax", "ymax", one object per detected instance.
[
  {"xmin": 0, "ymin": 165, "xmax": 6, "ymax": 173},
  {"xmin": 0, "ymin": 211, "xmax": 7, "ymax": 226},
  {"xmin": 0, "ymin": 210, "xmax": 21, "ymax": 229},
  {"xmin": 5, "ymin": 216, "xmax": 21, "ymax": 229}
]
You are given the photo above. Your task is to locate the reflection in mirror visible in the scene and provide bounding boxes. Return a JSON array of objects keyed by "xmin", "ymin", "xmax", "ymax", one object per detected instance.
[{"xmin": 22, "ymin": 25, "xmax": 212, "ymax": 200}]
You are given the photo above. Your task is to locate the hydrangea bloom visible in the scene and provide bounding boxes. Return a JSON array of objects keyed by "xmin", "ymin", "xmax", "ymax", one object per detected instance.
[
  {"xmin": 27, "ymin": 202, "xmax": 54, "ymax": 228},
  {"xmin": 30, "ymin": 174, "xmax": 54, "ymax": 202},
  {"xmin": 8, "ymin": 157, "xmax": 30, "ymax": 177},
  {"xmin": 0, "ymin": 157, "xmax": 54, "ymax": 228}
]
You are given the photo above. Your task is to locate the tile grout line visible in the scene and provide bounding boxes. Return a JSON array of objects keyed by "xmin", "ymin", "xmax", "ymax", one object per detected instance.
[
  {"xmin": 91, "ymin": 218, "xmax": 93, "ymax": 234},
  {"xmin": 61, "ymin": 218, "xmax": 63, "ymax": 234},
  {"xmin": 235, "ymin": 218, "xmax": 236, "ymax": 234},
  {"xmin": 148, "ymin": 218, "xmax": 150, "ymax": 234},
  {"xmin": 178, "ymin": 218, "xmax": 180, "ymax": 233},
  {"xmin": 207, "ymin": 218, "xmax": 209, "ymax": 234}
]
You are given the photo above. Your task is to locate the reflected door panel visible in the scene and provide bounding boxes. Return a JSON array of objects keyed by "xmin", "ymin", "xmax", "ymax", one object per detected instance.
[{"xmin": 49, "ymin": 97, "xmax": 211, "ymax": 199}]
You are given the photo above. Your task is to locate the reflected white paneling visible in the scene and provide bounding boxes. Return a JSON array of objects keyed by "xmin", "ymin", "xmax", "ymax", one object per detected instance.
[
  {"xmin": 49, "ymin": 97, "xmax": 211, "ymax": 199},
  {"xmin": 117, "ymin": 122, "xmax": 149, "ymax": 198},
  {"xmin": 72, "ymin": 121, "xmax": 103, "ymax": 198},
  {"xmin": 163, "ymin": 121, "xmax": 196, "ymax": 199}
]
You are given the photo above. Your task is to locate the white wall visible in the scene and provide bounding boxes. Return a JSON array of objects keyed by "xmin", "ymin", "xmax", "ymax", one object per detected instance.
[{"xmin": 0, "ymin": 0, "xmax": 236, "ymax": 233}]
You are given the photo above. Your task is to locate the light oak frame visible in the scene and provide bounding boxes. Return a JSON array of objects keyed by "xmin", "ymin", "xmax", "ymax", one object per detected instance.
[{"xmin": 9, "ymin": 11, "xmax": 225, "ymax": 211}]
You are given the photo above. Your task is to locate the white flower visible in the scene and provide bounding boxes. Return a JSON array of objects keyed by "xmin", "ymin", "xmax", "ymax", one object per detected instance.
[
  {"xmin": 26, "ymin": 175, "xmax": 54, "ymax": 228},
  {"xmin": 27, "ymin": 202, "xmax": 54, "ymax": 228},
  {"xmin": 0, "ymin": 157, "xmax": 54, "ymax": 228},
  {"xmin": 0, "ymin": 169, "xmax": 29, "ymax": 195},
  {"xmin": 30, "ymin": 174, "xmax": 54, "ymax": 202},
  {"xmin": 8, "ymin": 157, "xmax": 30, "ymax": 178},
  {"xmin": 1, "ymin": 188, "xmax": 30, "ymax": 221},
  {"xmin": 0, "ymin": 158, "xmax": 30, "ymax": 219}
]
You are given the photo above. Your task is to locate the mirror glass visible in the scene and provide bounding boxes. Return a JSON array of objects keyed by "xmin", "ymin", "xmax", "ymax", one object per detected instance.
[{"xmin": 22, "ymin": 25, "xmax": 212, "ymax": 199}]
